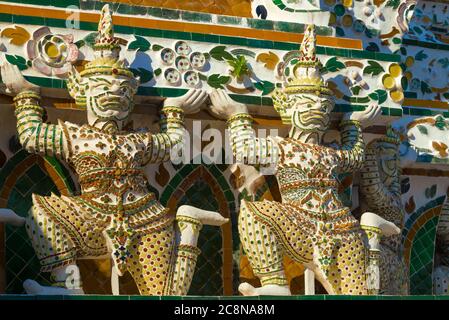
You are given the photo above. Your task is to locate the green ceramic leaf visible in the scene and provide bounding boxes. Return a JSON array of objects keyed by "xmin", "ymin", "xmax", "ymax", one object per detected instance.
[
  {"xmin": 417, "ymin": 125, "xmax": 428, "ymax": 135},
  {"xmin": 351, "ymin": 86, "xmax": 362, "ymax": 95},
  {"xmin": 414, "ymin": 50, "xmax": 428, "ymax": 61},
  {"xmin": 430, "ymin": 184, "xmax": 437, "ymax": 198},
  {"xmin": 420, "ymin": 81, "xmax": 432, "ymax": 95},
  {"xmin": 5, "ymin": 54, "xmax": 28, "ymax": 71},
  {"xmin": 74, "ymin": 40, "xmax": 85, "ymax": 48},
  {"xmin": 152, "ymin": 44, "xmax": 164, "ymax": 51},
  {"xmin": 254, "ymin": 81, "xmax": 275, "ymax": 95},
  {"xmin": 435, "ymin": 116, "xmax": 448, "ymax": 130},
  {"xmin": 209, "ymin": 46, "xmax": 234, "ymax": 61},
  {"xmin": 83, "ymin": 32, "xmax": 98, "ymax": 48},
  {"xmin": 207, "ymin": 74, "xmax": 231, "ymax": 89},
  {"xmin": 363, "ymin": 61, "xmax": 385, "ymax": 76},
  {"xmin": 130, "ymin": 68, "xmax": 153, "ymax": 84},
  {"xmin": 425, "ymin": 187, "xmax": 431, "ymax": 199},
  {"xmin": 153, "ymin": 68, "xmax": 162, "ymax": 76},
  {"xmin": 368, "ymin": 89, "xmax": 388, "ymax": 104},
  {"xmin": 336, "ymin": 26, "xmax": 345, "ymax": 37},
  {"xmin": 325, "ymin": 57, "xmax": 346, "ymax": 73},
  {"xmin": 401, "ymin": 76, "xmax": 408, "ymax": 91},
  {"xmin": 128, "ymin": 36, "xmax": 151, "ymax": 52},
  {"xmin": 139, "ymin": 68, "xmax": 153, "ymax": 83},
  {"xmin": 386, "ymin": 0, "xmax": 400, "ymax": 9}
]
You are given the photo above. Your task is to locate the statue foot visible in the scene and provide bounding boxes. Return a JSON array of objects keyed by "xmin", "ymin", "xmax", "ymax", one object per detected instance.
[
  {"xmin": 0, "ymin": 208, "xmax": 25, "ymax": 227},
  {"xmin": 23, "ymin": 279, "xmax": 84, "ymax": 295},
  {"xmin": 238, "ymin": 282, "xmax": 291, "ymax": 296},
  {"xmin": 177, "ymin": 205, "xmax": 229, "ymax": 226},
  {"xmin": 360, "ymin": 212, "xmax": 400, "ymax": 236}
]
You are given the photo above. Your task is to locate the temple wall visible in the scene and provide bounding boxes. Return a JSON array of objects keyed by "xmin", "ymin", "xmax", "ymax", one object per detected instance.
[{"xmin": 0, "ymin": 0, "xmax": 448, "ymax": 295}]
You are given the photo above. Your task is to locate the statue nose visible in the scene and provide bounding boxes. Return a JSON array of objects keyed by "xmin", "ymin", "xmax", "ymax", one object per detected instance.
[{"xmin": 110, "ymin": 83, "xmax": 121, "ymax": 94}]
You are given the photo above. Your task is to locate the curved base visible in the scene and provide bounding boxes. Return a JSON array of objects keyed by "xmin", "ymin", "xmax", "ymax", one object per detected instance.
[
  {"xmin": 0, "ymin": 208, "xmax": 25, "ymax": 227},
  {"xmin": 23, "ymin": 279, "xmax": 85, "ymax": 295},
  {"xmin": 238, "ymin": 282, "xmax": 291, "ymax": 296}
]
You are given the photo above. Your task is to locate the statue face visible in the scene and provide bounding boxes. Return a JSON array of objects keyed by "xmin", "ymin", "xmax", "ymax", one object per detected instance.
[
  {"xmin": 378, "ymin": 143, "xmax": 399, "ymax": 186},
  {"xmin": 85, "ymin": 74, "xmax": 136, "ymax": 129},
  {"xmin": 288, "ymin": 93, "xmax": 334, "ymax": 133}
]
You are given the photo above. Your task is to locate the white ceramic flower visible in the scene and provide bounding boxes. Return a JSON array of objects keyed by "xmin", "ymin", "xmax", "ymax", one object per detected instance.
[{"xmin": 27, "ymin": 27, "xmax": 78, "ymax": 78}]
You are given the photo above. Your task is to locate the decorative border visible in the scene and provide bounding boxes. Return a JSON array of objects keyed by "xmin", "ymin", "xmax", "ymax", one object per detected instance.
[
  {"xmin": 0, "ymin": 0, "xmax": 332, "ymax": 34},
  {"xmin": 0, "ymin": 2, "xmax": 406, "ymax": 56},
  {"xmin": 402, "ymin": 195, "xmax": 446, "ymax": 264}
]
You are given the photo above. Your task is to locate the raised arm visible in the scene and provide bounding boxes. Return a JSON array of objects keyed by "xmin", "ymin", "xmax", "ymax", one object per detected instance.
[
  {"xmin": 334, "ymin": 104, "xmax": 381, "ymax": 173},
  {"xmin": 360, "ymin": 140, "xmax": 402, "ymax": 214},
  {"xmin": 1, "ymin": 61, "xmax": 66, "ymax": 159},
  {"xmin": 334, "ymin": 120, "xmax": 365, "ymax": 172},
  {"xmin": 144, "ymin": 89, "xmax": 207, "ymax": 164},
  {"xmin": 209, "ymin": 89, "xmax": 279, "ymax": 166}
]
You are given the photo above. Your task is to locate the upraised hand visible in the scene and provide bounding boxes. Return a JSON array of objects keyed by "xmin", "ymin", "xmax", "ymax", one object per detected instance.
[
  {"xmin": 208, "ymin": 89, "xmax": 248, "ymax": 120},
  {"xmin": 342, "ymin": 103, "xmax": 382, "ymax": 128},
  {"xmin": 0, "ymin": 59, "xmax": 39, "ymax": 96},
  {"xmin": 164, "ymin": 89, "xmax": 208, "ymax": 114}
]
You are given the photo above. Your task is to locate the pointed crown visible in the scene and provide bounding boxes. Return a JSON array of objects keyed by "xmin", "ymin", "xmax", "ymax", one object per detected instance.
[
  {"xmin": 272, "ymin": 25, "xmax": 333, "ymax": 124},
  {"xmin": 284, "ymin": 24, "xmax": 332, "ymax": 96},
  {"xmin": 79, "ymin": 4, "xmax": 133, "ymax": 79},
  {"xmin": 67, "ymin": 4, "xmax": 137, "ymax": 107}
]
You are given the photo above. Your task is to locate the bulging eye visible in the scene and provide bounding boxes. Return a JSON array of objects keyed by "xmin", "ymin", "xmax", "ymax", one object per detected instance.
[{"xmin": 121, "ymin": 87, "xmax": 129, "ymax": 95}]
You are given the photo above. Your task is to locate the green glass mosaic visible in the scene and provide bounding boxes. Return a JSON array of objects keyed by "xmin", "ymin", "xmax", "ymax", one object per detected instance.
[
  {"xmin": 409, "ymin": 216, "xmax": 440, "ymax": 295},
  {"xmin": 178, "ymin": 180, "xmax": 223, "ymax": 295}
]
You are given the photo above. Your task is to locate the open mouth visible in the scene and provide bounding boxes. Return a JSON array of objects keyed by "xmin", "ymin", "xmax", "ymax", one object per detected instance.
[
  {"xmin": 97, "ymin": 96, "xmax": 127, "ymax": 111},
  {"xmin": 300, "ymin": 111, "xmax": 327, "ymax": 122}
]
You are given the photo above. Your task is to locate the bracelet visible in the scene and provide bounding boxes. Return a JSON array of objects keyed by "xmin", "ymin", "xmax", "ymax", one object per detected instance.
[
  {"xmin": 13, "ymin": 90, "xmax": 41, "ymax": 102},
  {"xmin": 227, "ymin": 113, "xmax": 253, "ymax": 126},
  {"xmin": 161, "ymin": 106, "xmax": 184, "ymax": 114},
  {"xmin": 340, "ymin": 119, "xmax": 362, "ymax": 128},
  {"xmin": 14, "ymin": 105, "xmax": 44, "ymax": 116}
]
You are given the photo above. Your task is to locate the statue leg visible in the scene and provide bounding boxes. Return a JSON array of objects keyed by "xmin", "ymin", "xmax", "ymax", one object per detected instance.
[
  {"xmin": 167, "ymin": 205, "xmax": 228, "ymax": 295},
  {"xmin": 237, "ymin": 202, "xmax": 291, "ymax": 296},
  {"xmin": 323, "ymin": 231, "xmax": 369, "ymax": 295},
  {"xmin": 23, "ymin": 204, "xmax": 82, "ymax": 294},
  {"xmin": 23, "ymin": 198, "xmax": 109, "ymax": 295},
  {"xmin": 128, "ymin": 206, "xmax": 228, "ymax": 296},
  {"xmin": 127, "ymin": 226, "xmax": 176, "ymax": 295}
]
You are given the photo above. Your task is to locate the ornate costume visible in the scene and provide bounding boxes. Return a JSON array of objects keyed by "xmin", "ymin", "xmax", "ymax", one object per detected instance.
[
  {"xmin": 228, "ymin": 25, "xmax": 370, "ymax": 294},
  {"xmin": 360, "ymin": 130, "xmax": 409, "ymax": 294},
  {"xmin": 11, "ymin": 5, "xmax": 223, "ymax": 295}
]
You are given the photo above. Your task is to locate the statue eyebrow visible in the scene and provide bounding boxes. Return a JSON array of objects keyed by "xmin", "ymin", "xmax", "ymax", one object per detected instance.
[
  {"xmin": 90, "ymin": 78, "xmax": 112, "ymax": 85},
  {"xmin": 296, "ymin": 95, "xmax": 315, "ymax": 102}
]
